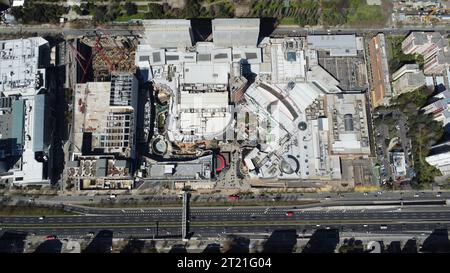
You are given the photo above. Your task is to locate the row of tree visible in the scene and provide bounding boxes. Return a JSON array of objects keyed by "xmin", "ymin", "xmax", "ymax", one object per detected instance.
[{"xmin": 10, "ymin": 2, "xmax": 68, "ymax": 24}]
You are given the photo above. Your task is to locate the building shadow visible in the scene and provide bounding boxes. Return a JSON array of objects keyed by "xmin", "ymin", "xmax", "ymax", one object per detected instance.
[
  {"xmin": 34, "ymin": 239, "xmax": 63, "ymax": 253},
  {"xmin": 120, "ymin": 239, "xmax": 146, "ymax": 253},
  {"xmin": 0, "ymin": 231, "xmax": 28, "ymax": 253},
  {"xmin": 259, "ymin": 17, "xmax": 277, "ymax": 43},
  {"xmin": 402, "ymin": 239, "xmax": 417, "ymax": 253},
  {"xmin": 261, "ymin": 229, "xmax": 297, "ymax": 253},
  {"xmin": 386, "ymin": 241, "xmax": 402, "ymax": 253},
  {"xmin": 302, "ymin": 229, "xmax": 340, "ymax": 253},
  {"xmin": 82, "ymin": 230, "xmax": 113, "ymax": 253},
  {"xmin": 202, "ymin": 243, "xmax": 221, "ymax": 253},
  {"xmin": 168, "ymin": 244, "xmax": 187, "ymax": 253},
  {"xmin": 224, "ymin": 235, "xmax": 250, "ymax": 253},
  {"xmin": 420, "ymin": 229, "xmax": 450, "ymax": 253}
]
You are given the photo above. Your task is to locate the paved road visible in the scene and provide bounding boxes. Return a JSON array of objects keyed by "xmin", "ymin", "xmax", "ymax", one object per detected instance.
[
  {"xmin": 272, "ymin": 25, "xmax": 450, "ymax": 37},
  {"xmin": 2, "ymin": 205, "xmax": 450, "ymax": 239},
  {"xmin": 2, "ymin": 23, "xmax": 450, "ymax": 39},
  {"xmin": 0, "ymin": 25, "xmax": 143, "ymax": 38},
  {"xmin": 3, "ymin": 207, "xmax": 450, "ymax": 224},
  {"xmin": 4, "ymin": 189, "xmax": 448, "ymax": 206}
]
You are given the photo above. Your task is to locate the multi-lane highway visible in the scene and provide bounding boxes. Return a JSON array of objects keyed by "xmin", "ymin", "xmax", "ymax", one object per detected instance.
[{"xmin": 2, "ymin": 204, "xmax": 450, "ymax": 239}]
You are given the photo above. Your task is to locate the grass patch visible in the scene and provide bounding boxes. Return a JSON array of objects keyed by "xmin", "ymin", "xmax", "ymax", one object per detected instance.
[
  {"xmin": 346, "ymin": 1, "xmax": 385, "ymax": 26},
  {"xmin": 115, "ymin": 12, "xmax": 146, "ymax": 22},
  {"xmin": 0, "ymin": 205, "xmax": 75, "ymax": 216},
  {"xmin": 279, "ymin": 17, "xmax": 297, "ymax": 25}
]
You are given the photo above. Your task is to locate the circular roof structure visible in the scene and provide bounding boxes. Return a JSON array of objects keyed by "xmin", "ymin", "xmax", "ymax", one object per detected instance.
[
  {"xmin": 215, "ymin": 154, "xmax": 226, "ymax": 172},
  {"xmin": 152, "ymin": 138, "xmax": 168, "ymax": 155},
  {"xmin": 298, "ymin": 121, "xmax": 307, "ymax": 131},
  {"xmin": 280, "ymin": 155, "xmax": 299, "ymax": 174}
]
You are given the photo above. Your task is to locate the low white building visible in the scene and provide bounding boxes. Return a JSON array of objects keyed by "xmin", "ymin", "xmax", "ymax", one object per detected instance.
[
  {"xmin": 392, "ymin": 64, "xmax": 426, "ymax": 95},
  {"xmin": 391, "ymin": 152, "xmax": 407, "ymax": 179},
  {"xmin": 0, "ymin": 37, "xmax": 52, "ymax": 186}
]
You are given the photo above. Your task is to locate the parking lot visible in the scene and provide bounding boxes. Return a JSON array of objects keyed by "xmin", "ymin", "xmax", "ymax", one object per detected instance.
[{"xmin": 373, "ymin": 109, "xmax": 414, "ymax": 187}]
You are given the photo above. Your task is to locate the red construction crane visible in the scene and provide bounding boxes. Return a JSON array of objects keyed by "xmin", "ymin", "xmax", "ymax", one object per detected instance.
[
  {"xmin": 67, "ymin": 41, "xmax": 89, "ymax": 77},
  {"xmin": 80, "ymin": 34, "xmax": 115, "ymax": 83}
]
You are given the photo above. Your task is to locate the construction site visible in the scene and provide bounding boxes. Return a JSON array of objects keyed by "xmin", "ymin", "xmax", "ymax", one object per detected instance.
[{"xmin": 68, "ymin": 34, "xmax": 139, "ymax": 83}]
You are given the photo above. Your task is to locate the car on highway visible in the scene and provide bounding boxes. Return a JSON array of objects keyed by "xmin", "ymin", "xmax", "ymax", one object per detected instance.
[
  {"xmin": 436, "ymin": 192, "xmax": 442, "ymax": 197},
  {"xmin": 325, "ymin": 196, "xmax": 331, "ymax": 200},
  {"xmin": 45, "ymin": 235, "xmax": 57, "ymax": 240},
  {"xmin": 380, "ymin": 225, "xmax": 388, "ymax": 230},
  {"xmin": 414, "ymin": 194, "xmax": 420, "ymax": 198},
  {"xmin": 363, "ymin": 192, "xmax": 368, "ymax": 196},
  {"xmin": 228, "ymin": 194, "xmax": 239, "ymax": 201},
  {"xmin": 87, "ymin": 232, "xmax": 95, "ymax": 236},
  {"xmin": 38, "ymin": 216, "xmax": 45, "ymax": 220},
  {"xmin": 315, "ymin": 224, "xmax": 321, "ymax": 227},
  {"xmin": 272, "ymin": 195, "xmax": 281, "ymax": 201},
  {"xmin": 363, "ymin": 224, "xmax": 368, "ymax": 227},
  {"xmin": 285, "ymin": 211, "xmax": 295, "ymax": 217}
]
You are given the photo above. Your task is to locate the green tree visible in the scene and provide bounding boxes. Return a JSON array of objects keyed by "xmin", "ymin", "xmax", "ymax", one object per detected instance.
[
  {"xmin": 183, "ymin": 0, "xmax": 201, "ymax": 18},
  {"xmin": 124, "ymin": 2, "xmax": 138, "ymax": 15},
  {"xmin": 145, "ymin": 3, "xmax": 164, "ymax": 19}
]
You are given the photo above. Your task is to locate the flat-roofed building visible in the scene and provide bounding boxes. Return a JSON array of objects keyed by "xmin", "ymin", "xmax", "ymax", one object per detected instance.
[
  {"xmin": 392, "ymin": 63, "xmax": 421, "ymax": 81},
  {"xmin": 73, "ymin": 73, "xmax": 138, "ymax": 159},
  {"xmin": 327, "ymin": 93, "xmax": 371, "ymax": 155},
  {"xmin": 67, "ymin": 155, "xmax": 133, "ymax": 190},
  {"xmin": 402, "ymin": 32, "xmax": 447, "ymax": 58},
  {"xmin": 212, "ymin": 18, "xmax": 260, "ymax": 48},
  {"xmin": 306, "ymin": 35, "xmax": 359, "ymax": 57},
  {"xmin": 368, "ymin": 33, "xmax": 392, "ymax": 108},
  {"xmin": 425, "ymin": 140, "xmax": 450, "ymax": 176},
  {"xmin": 402, "ymin": 32, "xmax": 450, "ymax": 75},
  {"xmin": 422, "ymin": 90, "xmax": 450, "ymax": 132},
  {"xmin": 424, "ymin": 49, "xmax": 450, "ymax": 75},
  {"xmin": 392, "ymin": 65, "xmax": 426, "ymax": 95},
  {"xmin": 144, "ymin": 155, "xmax": 214, "ymax": 181},
  {"xmin": 141, "ymin": 19, "xmax": 193, "ymax": 50},
  {"xmin": 0, "ymin": 37, "xmax": 52, "ymax": 187},
  {"xmin": 391, "ymin": 151, "xmax": 407, "ymax": 179}
]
